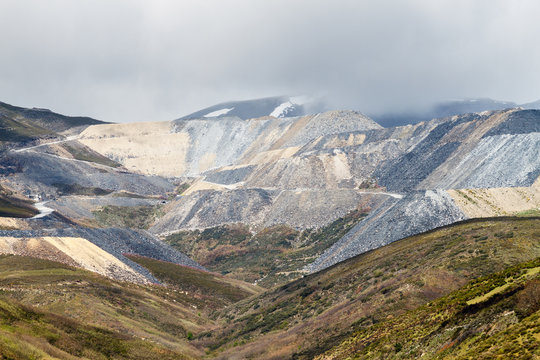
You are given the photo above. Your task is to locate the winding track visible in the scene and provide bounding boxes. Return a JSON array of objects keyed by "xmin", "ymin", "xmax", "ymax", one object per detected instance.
[
  {"xmin": 31, "ymin": 201, "xmax": 55, "ymax": 219},
  {"xmin": 12, "ymin": 135, "xmax": 79, "ymax": 153}
]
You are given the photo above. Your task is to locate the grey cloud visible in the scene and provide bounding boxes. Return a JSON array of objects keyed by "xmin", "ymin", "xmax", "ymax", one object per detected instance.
[{"xmin": 0, "ymin": 0, "xmax": 539, "ymax": 122}]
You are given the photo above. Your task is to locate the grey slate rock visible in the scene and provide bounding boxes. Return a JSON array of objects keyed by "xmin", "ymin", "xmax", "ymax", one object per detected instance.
[{"xmin": 307, "ymin": 190, "xmax": 466, "ymax": 273}]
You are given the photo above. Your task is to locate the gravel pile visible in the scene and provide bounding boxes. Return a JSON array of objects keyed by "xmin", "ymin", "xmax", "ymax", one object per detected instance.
[{"xmin": 307, "ymin": 190, "xmax": 467, "ymax": 273}]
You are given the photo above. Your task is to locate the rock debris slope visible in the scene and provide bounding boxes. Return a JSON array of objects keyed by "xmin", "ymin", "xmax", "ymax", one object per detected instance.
[
  {"xmin": 80, "ymin": 110, "xmax": 395, "ymax": 233},
  {"xmin": 310, "ymin": 109, "xmax": 540, "ymax": 271},
  {"xmin": 80, "ymin": 108, "xmax": 539, "ymax": 273},
  {"xmin": 79, "ymin": 110, "xmax": 382, "ymax": 177},
  {"xmin": 2, "ymin": 150, "xmax": 173, "ymax": 199},
  {"xmin": 3, "ymin": 99, "xmax": 539, "ymax": 280},
  {"xmin": 307, "ymin": 190, "xmax": 467, "ymax": 272},
  {"xmin": 150, "ymin": 189, "xmax": 391, "ymax": 234},
  {"xmin": 374, "ymin": 109, "xmax": 540, "ymax": 191}
]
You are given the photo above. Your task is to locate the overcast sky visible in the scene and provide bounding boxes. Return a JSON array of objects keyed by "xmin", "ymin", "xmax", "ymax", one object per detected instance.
[{"xmin": 1, "ymin": 0, "xmax": 539, "ymax": 123}]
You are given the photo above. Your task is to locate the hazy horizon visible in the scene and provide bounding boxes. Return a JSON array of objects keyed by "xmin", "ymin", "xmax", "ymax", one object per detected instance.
[{"xmin": 1, "ymin": 0, "xmax": 539, "ymax": 122}]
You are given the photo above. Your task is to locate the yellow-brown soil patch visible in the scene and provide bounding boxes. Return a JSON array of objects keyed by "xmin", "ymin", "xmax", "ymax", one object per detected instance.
[
  {"xmin": 0, "ymin": 236, "xmax": 147, "ymax": 283},
  {"xmin": 448, "ymin": 176, "xmax": 540, "ymax": 217},
  {"xmin": 79, "ymin": 121, "xmax": 189, "ymax": 177}
]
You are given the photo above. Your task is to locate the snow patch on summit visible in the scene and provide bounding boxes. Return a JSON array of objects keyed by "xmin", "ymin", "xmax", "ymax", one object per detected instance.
[
  {"xmin": 270, "ymin": 96, "xmax": 310, "ymax": 118},
  {"xmin": 204, "ymin": 107, "xmax": 234, "ymax": 117},
  {"xmin": 270, "ymin": 101, "xmax": 295, "ymax": 118}
]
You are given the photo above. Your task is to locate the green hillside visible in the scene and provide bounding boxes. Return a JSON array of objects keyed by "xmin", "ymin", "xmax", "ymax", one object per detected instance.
[
  {"xmin": 0, "ymin": 100, "xmax": 105, "ymax": 151},
  {"xmin": 0, "ymin": 218, "xmax": 539, "ymax": 359},
  {"xmin": 322, "ymin": 257, "xmax": 540, "ymax": 359},
  {"xmin": 0, "ymin": 184, "xmax": 38, "ymax": 218},
  {"xmin": 0, "ymin": 113, "xmax": 53, "ymax": 148},
  {"xmin": 0, "ymin": 254, "xmax": 237, "ymax": 359},
  {"xmin": 126, "ymin": 254, "xmax": 262, "ymax": 309},
  {"xmin": 203, "ymin": 217, "xmax": 540, "ymax": 359},
  {"xmin": 0, "ymin": 101, "xmax": 104, "ymax": 133},
  {"xmin": 164, "ymin": 208, "xmax": 368, "ymax": 288},
  {"xmin": 0, "ymin": 297, "xmax": 190, "ymax": 360}
]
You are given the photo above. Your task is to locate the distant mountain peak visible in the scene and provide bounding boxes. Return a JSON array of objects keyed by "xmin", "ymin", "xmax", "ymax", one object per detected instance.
[
  {"xmin": 179, "ymin": 95, "xmax": 321, "ymax": 121},
  {"xmin": 370, "ymin": 97, "xmax": 540, "ymax": 128}
]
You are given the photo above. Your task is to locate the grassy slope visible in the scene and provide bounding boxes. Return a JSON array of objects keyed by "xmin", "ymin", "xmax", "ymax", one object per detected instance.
[
  {"xmin": 164, "ymin": 208, "xmax": 368, "ymax": 288},
  {"xmin": 0, "ymin": 218, "xmax": 538, "ymax": 359},
  {"xmin": 126, "ymin": 255, "xmax": 262, "ymax": 309},
  {"xmin": 0, "ymin": 114, "xmax": 53, "ymax": 144},
  {"xmin": 0, "ymin": 184, "xmax": 38, "ymax": 218},
  {"xmin": 203, "ymin": 217, "xmax": 540, "ymax": 359},
  {"xmin": 59, "ymin": 141, "xmax": 121, "ymax": 168},
  {"xmin": 0, "ymin": 100, "xmax": 102, "ymax": 151},
  {"xmin": 321, "ymin": 258, "xmax": 540, "ymax": 359},
  {"xmin": 52, "ymin": 183, "xmax": 114, "ymax": 196},
  {"xmin": 0, "ymin": 198, "xmax": 37, "ymax": 218},
  {"xmin": 0, "ymin": 101, "xmax": 106, "ymax": 160},
  {"xmin": 1, "ymin": 101, "xmax": 118, "ymax": 168},
  {"xmin": 0, "ymin": 101, "xmax": 104, "ymax": 133},
  {"xmin": 0, "ymin": 298, "xmax": 189, "ymax": 360},
  {"xmin": 0, "ymin": 255, "xmax": 214, "ymax": 359}
]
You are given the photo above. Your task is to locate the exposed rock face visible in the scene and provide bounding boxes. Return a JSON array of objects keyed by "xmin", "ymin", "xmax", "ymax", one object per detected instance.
[
  {"xmin": 234, "ymin": 120, "xmax": 440, "ymax": 190},
  {"xmin": 79, "ymin": 111, "xmax": 382, "ymax": 177},
  {"xmin": 262, "ymin": 189, "xmax": 391, "ymax": 229},
  {"xmin": 203, "ymin": 165, "xmax": 256, "ymax": 185},
  {"xmin": 151, "ymin": 188, "xmax": 277, "ymax": 234},
  {"xmin": 426, "ymin": 133, "xmax": 540, "ymax": 189},
  {"xmin": 81, "ymin": 108, "xmax": 539, "ymax": 272},
  {"xmin": 2, "ymin": 151, "xmax": 173, "ymax": 198},
  {"xmin": 307, "ymin": 190, "xmax": 467, "ymax": 272},
  {"xmin": 144, "ymin": 115, "xmax": 438, "ymax": 234},
  {"xmin": 309, "ymin": 109, "xmax": 540, "ymax": 272},
  {"xmin": 4, "ymin": 105, "xmax": 539, "ymax": 277},
  {"xmin": 78, "ymin": 110, "xmax": 391, "ymax": 236},
  {"xmin": 172, "ymin": 116, "xmax": 287, "ymax": 175},
  {"xmin": 150, "ymin": 189, "xmax": 393, "ymax": 235},
  {"xmin": 374, "ymin": 109, "xmax": 540, "ymax": 191}
]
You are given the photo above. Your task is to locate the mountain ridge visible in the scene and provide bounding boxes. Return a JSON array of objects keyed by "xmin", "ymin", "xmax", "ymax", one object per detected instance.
[{"xmin": 0, "ymin": 97, "xmax": 539, "ymax": 359}]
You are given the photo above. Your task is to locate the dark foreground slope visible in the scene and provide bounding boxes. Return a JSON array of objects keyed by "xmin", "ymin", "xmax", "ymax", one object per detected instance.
[
  {"xmin": 202, "ymin": 217, "xmax": 540, "ymax": 359},
  {"xmin": 0, "ymin": 254, "xmax": 259, "ymax": 360},
  {"xmin": 321, "ymin": 257, "xmax": 540, "ymax": 359},
  {"xmin": 0, "ymin": 255, "xmax": 200, "ymax": 359}
]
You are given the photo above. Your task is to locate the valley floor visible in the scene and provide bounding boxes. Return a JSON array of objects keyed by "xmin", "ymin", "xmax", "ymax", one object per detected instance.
[{"xmin": 0, "ymin": 217, "xmax": 538, "ymax": 359}]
